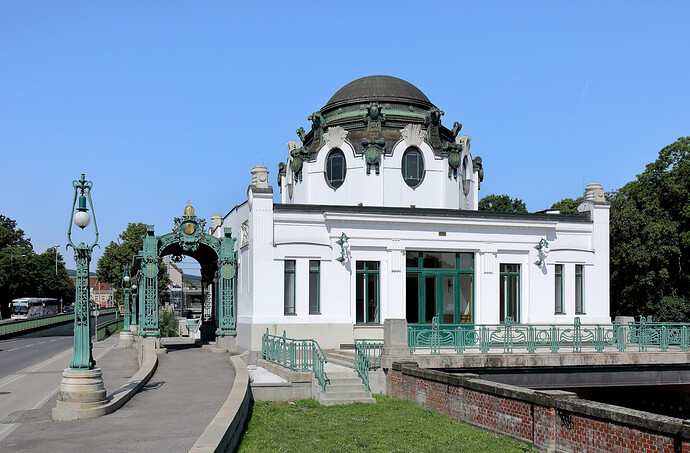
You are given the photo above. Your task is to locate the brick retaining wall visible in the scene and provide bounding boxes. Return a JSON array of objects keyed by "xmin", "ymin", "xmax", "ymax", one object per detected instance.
[{"xmin": 387, "ymin": 362, "xmax": 690, "ymax": 452}]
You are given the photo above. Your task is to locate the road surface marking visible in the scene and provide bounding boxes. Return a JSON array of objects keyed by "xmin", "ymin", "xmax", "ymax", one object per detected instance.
[
  {"xmin": 24, "ymin": 344, "xmax": 33, "ymax": 348},
  {"xmin": 39, "ymin": 341, "xmax": 46, "ymax": 344},
  {"xmin": 8, "ymin": 348, "xmax": 17, "ymax": 352}
]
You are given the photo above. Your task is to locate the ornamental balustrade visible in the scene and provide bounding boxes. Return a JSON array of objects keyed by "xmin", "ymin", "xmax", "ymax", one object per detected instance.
[
  {"xmin": 408, "ymin": 316, "xmax": 690, "ymax": 355},
  {"xmin": 261, "ymin": 329, "xmax": 328, "ymax": 391},
  {"xmin": 354, "ymin": 339, "xmax": 384, "ymax": 390}
]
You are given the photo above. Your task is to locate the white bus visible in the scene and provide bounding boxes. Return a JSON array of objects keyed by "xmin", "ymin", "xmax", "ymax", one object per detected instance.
[{"xmin": 10, "ymin": 297, "xmax": 61, "ymax": 320}]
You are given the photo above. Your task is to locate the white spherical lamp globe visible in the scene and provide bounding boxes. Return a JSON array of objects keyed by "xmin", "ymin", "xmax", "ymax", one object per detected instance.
[{"xmin": 73, "ymin": 210, "xmax": 91, "ymax": 229}]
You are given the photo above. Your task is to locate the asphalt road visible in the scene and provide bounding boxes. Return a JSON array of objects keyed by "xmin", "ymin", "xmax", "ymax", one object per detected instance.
[{"xmin": 0, "ymin": 337, "xmax": 73, "ymax": 380}]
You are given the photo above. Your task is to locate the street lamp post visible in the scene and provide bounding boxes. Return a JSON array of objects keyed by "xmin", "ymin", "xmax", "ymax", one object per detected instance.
[
  {"xmin": 118, "ymin": 264, "xmax": 134, "ymax": 347},
  {"xmin": 53, "ymin": 245, "xmax": 60, "ymax": 275},
  {"xmin": 53, "ymin": 173, "xmax": 107, "ymax": 421},
  {"xmin": 10, "ymin": 254, "xmax": 27, "ymax": 265}
]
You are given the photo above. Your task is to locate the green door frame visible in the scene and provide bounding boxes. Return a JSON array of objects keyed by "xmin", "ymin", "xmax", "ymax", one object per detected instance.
[{"xmin": 406, "ymin": 252, "xmax": 474, "ymax": 324}]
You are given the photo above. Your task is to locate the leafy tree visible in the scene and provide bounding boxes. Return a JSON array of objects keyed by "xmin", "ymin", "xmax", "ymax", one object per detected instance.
[
  {"xmin": 609, "ymin": 137, "xmax": 690, "ymax": 321},
  {"xmin": 159, "ymin": 307, "xmax": 179, "ymax": 337},
  {"xmin": 550, "ymin": 197, "xmax": 584, "ymax": 215},
  {"xmin": 96, "ymin": 223, "xmax": 169, "ymax": 307},
  {"xmin": 478, "ymin": 194, "xmax": 528, "ymax": 213},
  {"xmin": 0, "ymin": 216, "xmax": 74, "ymax": 317}
]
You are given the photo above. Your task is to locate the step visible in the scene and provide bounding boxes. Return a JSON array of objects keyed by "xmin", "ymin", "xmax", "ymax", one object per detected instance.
[
  {"xmin": 324, "ymin": 383, "xmax": 368, "ymax": 393},
  {"xmin": 326, "ymin": 356, "xmax": 355, "ymax": 369},
  {"xmin": 316, "ymin": 392, "xmax": 375, "ymax": 406}
]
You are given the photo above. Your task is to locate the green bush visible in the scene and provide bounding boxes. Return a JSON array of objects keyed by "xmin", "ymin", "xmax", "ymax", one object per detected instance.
[{"xmin": 159, "ymin": 309, "xmax": 179, "ymax": 337}]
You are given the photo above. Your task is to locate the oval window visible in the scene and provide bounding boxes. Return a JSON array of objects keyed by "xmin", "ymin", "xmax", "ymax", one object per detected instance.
[
  {"xmin": 401, "ymin": 147, "xmax": 424, "ymax": 188},
  {"xmin": 325, "ymin": 148, "xmax": 346, "ymax": 189},
  {"xmin": 461, "ymin": 156, "xmax": 471, "ymax": 195}
]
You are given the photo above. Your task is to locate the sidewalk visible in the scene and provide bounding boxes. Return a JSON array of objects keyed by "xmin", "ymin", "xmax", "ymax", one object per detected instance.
[{"xmin": 0, "ymin": 337, "xmax": 236, "ymax": 452}]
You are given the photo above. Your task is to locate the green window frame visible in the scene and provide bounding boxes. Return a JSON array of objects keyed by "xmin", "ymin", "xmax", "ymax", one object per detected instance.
[
  {"xmin": 575, "ymin": 264, "xmax": 584, "ymax": 314},
  {"xmin": 402, "ymin": 147, "xmax": 424, "ymax": 188},
  {"xmin": 284, "ymin": 260, "xmax": 296, "ymax": 315},
  {"xmin": 325, "ymin": 148, "xmax": 346, "ymax": 189},
  {"xmin": 356, "ymin": 261, "xmax": 379, "ymax": 324},
  {"xmin": 309, "ymin": 260, "xmax": 320, "ymax": 314},
  {"xmin": 555, "ymin": 264, "xmax": 564, "ymax": 314},
  {"xmin": 500, "ymin": 264, "xmax": 520, "ymax": 323}
]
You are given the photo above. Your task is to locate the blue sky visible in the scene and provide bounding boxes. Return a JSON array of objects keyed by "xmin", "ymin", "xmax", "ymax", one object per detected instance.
[{"xmin": 1, "ymin": 1, "xmax": 689, "ymax": 272}]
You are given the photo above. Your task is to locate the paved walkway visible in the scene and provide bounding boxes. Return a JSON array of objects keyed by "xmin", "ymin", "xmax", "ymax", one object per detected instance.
[{"xmin": 0, "ymin": 337, "xmax": 235, "ymax": 452}]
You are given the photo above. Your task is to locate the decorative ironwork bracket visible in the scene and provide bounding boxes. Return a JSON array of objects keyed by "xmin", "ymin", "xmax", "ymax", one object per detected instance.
[
  {"xmin": 534, "ymin": 238, "xmax": 549, "ymax": 267},
  {"xmin": 557, "ymin": 409, "xmax": 573, "ymax": 429},
  {"xmin": 335, "ymin": 232, "xmax": 349, "ymax": 263}
]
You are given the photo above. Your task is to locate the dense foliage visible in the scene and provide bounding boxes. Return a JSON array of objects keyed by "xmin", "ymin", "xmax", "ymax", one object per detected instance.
[
  {"xmin": 96, "ymin": 223, "xmax": 169, "ymax": 307},
  {"xmin": 609, "ymin": 137, "xmax": 690, "ymax": 321},
  {"xmin": 159, "ymin": 308, "xmax": 179, "ymax": 337},
  {"xmin": 0, "ymin": 215, "xmax": 74, "ymax": 318},
  {"xmin": 550, "ymin": 197, "xmax": 584, "ymax": 215},
  {"xmin": 478, "ymin": 194, "xmax": 528, "ymax": 213}
]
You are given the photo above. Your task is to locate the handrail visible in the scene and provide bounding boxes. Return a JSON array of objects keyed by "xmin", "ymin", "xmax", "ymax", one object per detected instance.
[
  {"xmin": 0, "ymin": 308, "xmax": 118, "ymax": 338},
  {"xmin": 409, "ymin": 315, "xmax": 690, "ymax": 355},
  {"xmin": 261, "ymin": 329, "xmax": 328, "ymax": 391},
  {"xmin": 353, "ymin": 339, "xmax": 384, "ymax": 390},
  {"xmin": 96, "ymin": 319, "xmax": 123, "ymax": 341}
]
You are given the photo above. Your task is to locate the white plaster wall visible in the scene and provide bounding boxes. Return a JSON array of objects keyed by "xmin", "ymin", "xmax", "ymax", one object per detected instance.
[{"xmin": 283, "ymin": 125, "xmax": 480, "ymax": 210}]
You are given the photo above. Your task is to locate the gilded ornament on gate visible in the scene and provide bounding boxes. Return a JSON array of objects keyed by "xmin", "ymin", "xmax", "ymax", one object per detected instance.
[{"xmin": 184, "ymin": 222, "xmax": 195, "ymax": 235}]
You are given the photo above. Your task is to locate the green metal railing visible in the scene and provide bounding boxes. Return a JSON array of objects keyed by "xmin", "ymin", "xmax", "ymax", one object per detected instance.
[
  {"xmin": 0, "ymin": 308, "xmax": 117, "ymax": 338},
  {"xmin": 409, "ymin": 315, "xmax": 690, "ymax": 354},
  {"xmin": 96, "ymin": 318, "xmax": 123, "ymax": 341},
  {"xmin": 261, "ymin": 329, "xmax": 328, "ymax": 391},
  {"xmin": 354, "ymin": 339, "xmax": 384, "ymax": 390}
]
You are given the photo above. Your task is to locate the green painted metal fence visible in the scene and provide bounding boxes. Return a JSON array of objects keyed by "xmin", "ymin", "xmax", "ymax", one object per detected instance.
[
  {"xmin": 261, "ymin": 329, "xmax": 328, "ymax": 391},
  {"xmin": 354, "ymin": 339, "xmax": 384, "ymax": 390},
  {"xmin": 96, "ymin": 318, "xmax": 124, "ymax": 341},
  {"xmin": 408, "ymin": 316, "xmax": 690, "ymax": 354},
  {"xmin": 0, "ymin": 308, "xmax": 117, "ymax": 338}
]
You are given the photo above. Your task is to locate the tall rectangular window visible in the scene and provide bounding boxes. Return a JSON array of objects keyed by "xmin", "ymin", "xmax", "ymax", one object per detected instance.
[
  {"xmin": 555, "ymin": 264, "xmax": 563, "ymax": 314},
  {"xmin": 309, "ymin": 260, "xmax": 320, "ymax": 314},
  {"xmin": 575, "ymin": 265, "xmax": 584, "ymax": 313},
  {"xmin": 356, "ymin": 261, "xmax": 379, "ymax": 323},
  {"xmin": 500, "ymin": 264, "xmax": 520, "ymax": 323},
  {"xmin": 284, "ymin": 260, "xmax": 295, "ymax": 315}
]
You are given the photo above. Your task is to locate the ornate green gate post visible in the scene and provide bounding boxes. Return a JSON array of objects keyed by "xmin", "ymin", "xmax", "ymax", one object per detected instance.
[
  {"xmin": 140, "ymin": 226, "xmax": 160, "ymax": 337},
  {"xmin": 53, "ymin": 174, "xmax": 107, "ymax": 420},
  {"xmin": 216, "ymin": 227, "xmax": 237, "ymax": 338},
  {"xmin": 118, "ymin": 264, "xmax": 134, "ymax": 347}
]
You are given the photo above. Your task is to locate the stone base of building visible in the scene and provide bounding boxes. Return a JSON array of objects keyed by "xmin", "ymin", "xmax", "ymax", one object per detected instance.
[{"xmin": 52, "ymin": 367, "xmax": 108, "ymax": 421}]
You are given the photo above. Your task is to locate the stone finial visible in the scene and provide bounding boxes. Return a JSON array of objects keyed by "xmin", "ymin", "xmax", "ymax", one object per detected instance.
[
  {"xmin": 250, "ymin": 165, "xmax": 270, "ymax": 189},
  {"xmin": 211, "ymin": 214, "xmax": 222, "ymax": 230},
  {"xmin": 583, "ymin": 182, "xmax": 606, "ymax": 203}
]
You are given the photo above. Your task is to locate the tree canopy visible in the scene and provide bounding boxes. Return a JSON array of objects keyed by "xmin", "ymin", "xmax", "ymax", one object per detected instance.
[
  {"xmin": 0, "ymin": 215, "xmax": 74, "ymax": 317},
  {"xmin": 96, "ymin": 223, "xmax": 169, "ymax": 304},
  {"xmin": 478, "ymin": 194, "xmax": 528, "ymax": 213},
  {"xmin": 550, "ymin": 197, "xmax": 584, "ymax": 215},
  {"xmin": 609, "ymin": 137, "xmax": 690, "ymax": 321}
]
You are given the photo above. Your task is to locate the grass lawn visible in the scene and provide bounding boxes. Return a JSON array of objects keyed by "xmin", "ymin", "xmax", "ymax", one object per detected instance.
[{"xmin": 238, "ymin": 395, "xmax": 532, "ymax": 452}]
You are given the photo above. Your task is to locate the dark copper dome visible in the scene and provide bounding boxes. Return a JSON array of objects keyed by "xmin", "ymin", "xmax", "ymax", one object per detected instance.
[{"xmin": 323, "ymin": 75, "xmax": 432, "ymax": 111}]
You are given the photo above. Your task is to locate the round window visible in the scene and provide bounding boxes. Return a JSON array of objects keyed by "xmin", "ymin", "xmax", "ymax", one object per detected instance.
[
  {"xmin": 325, "ymin": 148, "xmax": 346, "ymax": 189},
  {"xmin": 401, "ymin": 147, "xmax": 424, "ymax": 188}
]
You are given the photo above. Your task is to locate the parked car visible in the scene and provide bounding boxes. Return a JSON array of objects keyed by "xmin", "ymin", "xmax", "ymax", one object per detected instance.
[{"xmin": 63, "ymin": 306, "xmax": 75, "ymax": 314}]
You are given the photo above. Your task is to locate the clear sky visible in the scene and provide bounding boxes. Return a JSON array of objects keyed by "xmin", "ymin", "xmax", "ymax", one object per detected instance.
[{"xmin": 1, "ymin": 1, "xmax": 689, "ymax": 273}]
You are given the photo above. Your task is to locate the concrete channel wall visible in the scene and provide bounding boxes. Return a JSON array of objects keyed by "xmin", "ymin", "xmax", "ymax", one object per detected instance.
[{"xmin": 388, "ymin": 362, "xmax": 690, "ymax": 452}]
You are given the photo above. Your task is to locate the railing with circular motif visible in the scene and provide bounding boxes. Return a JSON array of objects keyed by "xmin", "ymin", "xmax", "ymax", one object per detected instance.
[
  {"xmin": 354, "ymin": 339, "xmax": 384, "ymax": 390},
  {"xmin": 408, "ymin": 316, "xmax": 690, "ymax": 354}
]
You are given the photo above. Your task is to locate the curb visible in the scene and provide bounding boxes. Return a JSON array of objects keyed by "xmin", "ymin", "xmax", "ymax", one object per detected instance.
[{"xmin": 190, "ymin": 355, "xmax": 251, "ymax": 453}]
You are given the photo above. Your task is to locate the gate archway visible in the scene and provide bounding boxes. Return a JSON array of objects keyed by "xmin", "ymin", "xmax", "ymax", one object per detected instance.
[{"xmin": 129, "ymin": 203, "xmax": 236, "ymax": 340}]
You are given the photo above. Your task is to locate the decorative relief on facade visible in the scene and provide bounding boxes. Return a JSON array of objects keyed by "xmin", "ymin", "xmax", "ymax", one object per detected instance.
[
  {"xmin": 323, "ymin": 126, "xmax": 348, "ymax": 149},
  {"xmin": 390, "ymin": 239, "xmax": 403, "ymax": 272},
  {"xmin": 400, "ymin": 123, "xmax": 425, "ymax": 148},
  {"xmin": 480, "ymin": 242, "xmax": 496, "ymax": 274},
  {"xmin": 241, "ymin": 220, "xmax": 249, "ymax": 248}
]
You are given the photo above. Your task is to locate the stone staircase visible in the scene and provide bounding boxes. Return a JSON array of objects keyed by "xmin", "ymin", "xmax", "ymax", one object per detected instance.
[{"xmin": 314, "ymin": 350, "xmax": 375, "ymax": 406}]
